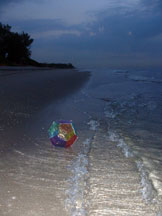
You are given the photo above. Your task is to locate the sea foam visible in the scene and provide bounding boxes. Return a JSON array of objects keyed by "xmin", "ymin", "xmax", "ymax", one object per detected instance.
[
  {"xmin": 87, "ymin": 120, "xmax": 100, "ymax": 131},
  {"xmin": 107, "ymin": 130, "xmax": 157, "ymax": 203}
]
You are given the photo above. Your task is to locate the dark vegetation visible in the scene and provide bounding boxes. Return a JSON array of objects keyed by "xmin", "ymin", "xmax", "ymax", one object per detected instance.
[{"xmin": 0, "ymin": 23, "xmax": 74, "ymax": 68}]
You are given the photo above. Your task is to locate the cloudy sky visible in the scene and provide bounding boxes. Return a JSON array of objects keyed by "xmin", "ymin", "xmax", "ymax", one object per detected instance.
[{"xmin": 0, "ymin": 0, "xmax": 162, "ymax": 68}]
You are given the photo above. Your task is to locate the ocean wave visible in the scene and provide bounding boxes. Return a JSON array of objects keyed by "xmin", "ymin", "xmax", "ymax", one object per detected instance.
[
  {"xmin": 65, "ymin": 140, "xmax": 90, "ymax": 216},
  {"xmin": 65, "ymin": 120, "xmax": 99, "ymax": 215},
  {"xmin": 113, "ymin": 69, "xmax": 129, "ymax": 74},
  {"xmin": 108, "ymin": 131, "xmax": 134, "ymax": 158},
  {"xmin": 136, "ymin": 160, "xmax": 157, "ymax": 202},
  {"xmin": 129, "ymin": 75, "xmax": 162, "ymax": 83},
  {"xmin": 103, "ymin": 94, "xmax": 158, "ymax": 126},
  {"xmin": 107, "ymin": 130, "xmax": 157, "ymax": 203},
  {"xmin": 87, "ymin": 120, "xmax": 100, "ymax": 131}
]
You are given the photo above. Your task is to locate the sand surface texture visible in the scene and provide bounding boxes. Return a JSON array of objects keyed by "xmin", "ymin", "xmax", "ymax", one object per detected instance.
[
  {"xmin": 0, "ymin": 67, "xmax": 159, "ymax": 215},
  {"xmin": 87, "ymin": 124, "xmax": 157, "ymax": 215}
]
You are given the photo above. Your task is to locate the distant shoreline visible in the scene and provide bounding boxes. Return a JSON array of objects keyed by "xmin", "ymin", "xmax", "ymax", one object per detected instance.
[{"xmin": 0, "ymin": 58, "xmax": 75, "ymax": 69}]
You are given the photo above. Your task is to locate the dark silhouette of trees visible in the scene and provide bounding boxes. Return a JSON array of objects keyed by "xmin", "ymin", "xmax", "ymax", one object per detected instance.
[
  {"xmin": 0, "ymin": 23, "xmax": 74, "ymax": 68},
  {"xmin": 0, "ymin": 23, "xmax": 33, "ymax": 64},
  {"xmin": 0, "ymin": 23, "xmax": 11, "ymax": 62}
]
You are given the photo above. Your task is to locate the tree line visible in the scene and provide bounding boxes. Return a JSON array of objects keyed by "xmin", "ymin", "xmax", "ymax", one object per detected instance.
[
  {"xmin": 0, "ymin": 23, "xmax": 74, "ymax": 68},
  {"xmin": 0, "ymin": 23, "xmax": 33, "ymax": 65}
]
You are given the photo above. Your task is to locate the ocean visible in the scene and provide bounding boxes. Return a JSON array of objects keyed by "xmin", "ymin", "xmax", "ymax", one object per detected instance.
[
  {"xmin": 0, "ymin": 67, "xmax": 162, "ymax": 216},
  {"xmin": 64, "ymin": 67, "xmax": 162, "ymax": 215}
]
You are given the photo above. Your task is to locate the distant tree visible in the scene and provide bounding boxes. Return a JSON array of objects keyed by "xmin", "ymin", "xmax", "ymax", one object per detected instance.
[
  {"xmin": 0, "ymin": 23, "xmax": 11, "ymax": 61},
  {"xmin": 0, "ymin": 23, "xmax": 33, "ymax": 64},
  {"xmin": 6, "ymin": 32, "xmax": 33, "ymax": 63}
]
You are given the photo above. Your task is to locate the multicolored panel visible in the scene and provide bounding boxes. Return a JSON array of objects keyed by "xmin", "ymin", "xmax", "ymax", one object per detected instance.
[
  {"xmin": 48, "ymin": 121, "xmax": 59, "ymax": 138},
  {"xmin": 65, "ymin": 130, "xmax": 75, "ymax": 141},
  {"xmin": 50, "ymin": 136, "xmax": 66, "ymax": 147},
  {"xmin": 59, "ymin": 123, "xmax": 73, "ymax": 133},
  {"xmin": 66, "ymin": 134, "xmax": 77, "ymax": 148},
  {"xmin": 71, "ymin": 123, "xmax": 77, "ymax": 135}
]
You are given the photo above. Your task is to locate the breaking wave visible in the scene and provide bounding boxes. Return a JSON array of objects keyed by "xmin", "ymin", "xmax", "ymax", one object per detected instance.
[
  {"xmin": 136, "ymin": 160, "xmax": 157, "ymax": 202},
  {"xmin": 65, "ymin": 151, "xmax": 89, "ymax": 216},
  {"xmin": 129, "ymin": 75, "xmax": 162, "ymax": 83},
  {"xmin": 107, "ymin": 130, "xmax": 157, "ymax": 203},
  {"xmin": 65, "ymin": 119, "xmax": 99, "ymax": 216}
]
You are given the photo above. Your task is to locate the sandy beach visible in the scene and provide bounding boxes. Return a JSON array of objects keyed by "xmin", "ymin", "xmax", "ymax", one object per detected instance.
[
  {"xmin": 0, "ymin": 67, "xmax": 90, "ymax": 150},
  {"xmin": 0, "ymin": 67, "xmax": 90, "ymax": 215},
  {"xmin": 0, "ymin": 67, "xmax": 161, "ymax": 216}
]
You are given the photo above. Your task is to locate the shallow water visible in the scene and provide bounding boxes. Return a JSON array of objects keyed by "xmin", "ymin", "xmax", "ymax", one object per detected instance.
[
  {"xmin": 84, "ymin": 67, "xmax": 162, "ymax": 214},
  {"xmin": 0, "ymin": 67, "xmax": 162, "ymax": 215}
]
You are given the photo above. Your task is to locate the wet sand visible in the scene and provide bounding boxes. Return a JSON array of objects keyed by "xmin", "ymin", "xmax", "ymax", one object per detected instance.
[
  {"xmin": 0, "ymin": 67, "xmax": 90, "ymax": 150},
  {"xmin": 0, "ymin": 67, "xmax": 90, "ymax": 216},
  {"xmin": 87, "ymin": 124, "xmax": 157, "ymax": 215},
  {"xmin": 0, "ymin": 67, "xmax": 160, "ymax": 216}
]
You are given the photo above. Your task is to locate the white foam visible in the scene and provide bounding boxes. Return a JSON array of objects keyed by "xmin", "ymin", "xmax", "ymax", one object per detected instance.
[
  {"xmin": 107, "ymin": 131, "xmax": 119, "ymax": 142},
  {"xmin": 107, "ymin": 130, "xmax": 157, "ymax": 203},
  {"xmin": 104, "ymin": 110, "xmax": 117, "ymax": 119},
  {"xmin": 108, "ymin": 131, "xmax": 134, "ymax": 158},
  {"xmin": 117, "ymin": 138, "xmax": 134, "ymax": 158},
  {"xmin": 104, "ymin": 97, "xmax": 137, "ymax": 120},
  {"xmin": 14, "ymin": 150, "xmax": 25, "ymax": 156},
  {"xmin": 129, "ymin": 75, "xmax": 162, "ymax": 83},
  {"xmin": 87, "ymin": 120, "xmax": 99, "ymax": 130},
  {"xmin": 136, "ymin": 160, "xmax": 157, "ymax": 202},
  {"xmin": 83, "ymin": 138, "xmax": 91, "ymax": 154},
  {"xmin": 65, "ymin": 138, "xmax": 91, "ymax": 216}
]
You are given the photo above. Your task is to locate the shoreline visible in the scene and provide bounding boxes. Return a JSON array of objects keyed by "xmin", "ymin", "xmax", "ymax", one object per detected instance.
[
  {"xmin": 0, "ymin": 66, "xmax": 161, "ymax": 215},
  {"xmin": 0, "ymin": 61, "xmax": 75, "ymax": 69},
  {"xmin": 0, "ymin": 67, "xmax": 91, "ymax": 215},
  {"xmin": 0, "ymin": 67, "xmax": 90, "ymax": 151}
]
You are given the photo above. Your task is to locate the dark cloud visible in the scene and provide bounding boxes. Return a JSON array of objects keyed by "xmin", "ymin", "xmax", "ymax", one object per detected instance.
[
  {"xmin": 30, "ymin": 8, "xmax": 162, "ymax": 56},
  {"xmin": 0, "ymin": 0, "xmax": 43, "ymax": 12},
  {"xmin": 4, "ymin": 18, "xmax": 84, "ymax": 43},
  {"xmin": 90, "ymin": 6, "xmax": 162, "ymax": 47},
  {"xmin": 141, "ymin": 0, "xmax": 162, "ymax": 11},
  {"xmin": 1, "ymin": 0, "xmax": 161, "ymax": 67},
  {"xmin": 0, "ymin": 0, "xmax": 42, "ymax": 6},
  {"xmin": 14, "ymin": 19, "xmax": 84, "ymax": 32},
  {"xmin": 0, "ymin": 0, "xmax": 21, "ymax": 7},
  {"xmin": 0, "ymin": 0, "xmax": 25, "ymax": 14},
  {"xmin": 8, "ymin": 19, "xmax": 69, "ymax": 32}
]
